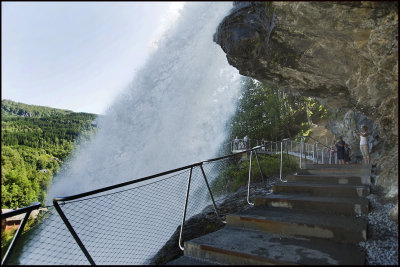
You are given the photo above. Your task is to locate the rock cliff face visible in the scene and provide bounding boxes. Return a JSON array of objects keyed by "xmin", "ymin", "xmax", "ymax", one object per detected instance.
[{"xmin": 215, "ymin": 2, "xmax": 398, "ymax": 217}]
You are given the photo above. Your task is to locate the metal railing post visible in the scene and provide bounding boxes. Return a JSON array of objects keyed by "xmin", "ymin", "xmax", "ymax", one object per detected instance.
[
  {"xmin": 1, "ymin": 202, "xmax": 41, "ymax": 265},
  {"xmin": 199, "ymin": 165, "xmax": 225, "ymax": 224},
  {"xmin": 247, "ymin": 151, "xmax": 254, "ymax": 206},
  {"xmin": 254, "ymin": 149, "xmax": 265, "ymax": 183},
  {"xmin": 306, "ymin": 143, "xmax": 308, "ymax": 158},
  {"xmin": 179, "ymin": 167, "xmax": 193, "ymax": 251},
  {"xmin": 300, "ymin": 138, "xmax": 303, "ymax": 169},
  {"xmin": 280, "ymin": 139, "xmax": 289, "ymax": 182},
  {"xmin": 313, "ymin": 143, "xmax": 316, "ymax": 163},
  {"xmin": 53, "ymin": 200, "xmax": 96, "ymax": 265},
  {"xmin": 280, "ymin": 141, "xmax": 284, "ymax": 181}
]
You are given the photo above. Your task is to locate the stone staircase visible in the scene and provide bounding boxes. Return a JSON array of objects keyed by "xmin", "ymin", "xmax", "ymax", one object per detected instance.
[{"xmin": 168, "ymin": 164, "xmax": 371, "ymax": 265}]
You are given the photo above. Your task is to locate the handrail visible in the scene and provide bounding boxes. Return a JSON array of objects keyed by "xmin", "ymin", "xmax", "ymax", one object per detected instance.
[
  {"xmin": 53, "ymin": 149, "xmax": 262, "ymax": 259},
  {"xmin": 304, "ymin": 135, "xmax": 331, "ymax": 149},
  {"xmin": 53, "ymin": 162, "xmax": 203, "ymax": 202},
  {"xmin": 1, "ymin": 202, "xmax": 41, "ymax": 265},
  {"xmin": 55, "ymin": 146, "xmax": 265, "ymax": 202},
  {"xmin": 246, "ymin": 147, "xmax": 266, "ymax": 206},
  {"xmin": 231, "ymin": 138, "xmax": 260, "ymax": 151},
  {"xmin": 279, "ymin": 139, "xmax": 290, "ymax": 182},
  {"xmin": 5, "ymin": 136, "xmax": 341, "ymax": 265},
  {"xmin": 178, "ymin": 167, "xmax": 193, "ymax": 251},
  {"xmin": 1, "ymin": 202, "xmax": 41, "ymax": 220}
]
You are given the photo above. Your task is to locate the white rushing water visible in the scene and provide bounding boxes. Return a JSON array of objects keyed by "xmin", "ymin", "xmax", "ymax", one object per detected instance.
[
  {"xmin": 17, "ymin": 2, "xmax": 242, "ymax": 265},
  {"xmin": 45, "ymin": 2, "xmax": 241, "ymax": 201}
]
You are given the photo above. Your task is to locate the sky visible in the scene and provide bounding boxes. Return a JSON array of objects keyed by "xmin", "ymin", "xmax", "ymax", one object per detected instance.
[{"xmin": 1, "ymin": 1, "xmax": 185, "ymax": 114}]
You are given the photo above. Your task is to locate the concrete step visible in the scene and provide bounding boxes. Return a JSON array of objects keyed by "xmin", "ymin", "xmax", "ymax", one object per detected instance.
[
  {"xmin": 286, "ymin": 174, "xmax": 371, "ymax": 185},
  {"xmin": 167, "ymin": 256, "xmax": 219, "ymax": 265},
  {"xmin": 273, "ymin": 182, "xmax": 370, "ymax": 197},
  {"xmin": 297, "ymin": 168, "xmax": 371, "ymax": 177},
  {"xmin": 305, "ymin": 163, "xmax": 372, "ymax": 169},
  {"xmin": 226, "ymin": 206, "xmax": 367, "ymax": 244},
  {"xmin": 254, "ymin": 194, "xmax": 369, "ymax": 216},
  {"xmin": 184, "ymin": 227, "xmax": 365, "ymax": 265}
]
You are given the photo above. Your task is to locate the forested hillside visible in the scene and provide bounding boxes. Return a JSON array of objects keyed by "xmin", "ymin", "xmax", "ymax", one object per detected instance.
[
  {"xmin": 1, "ymin": 100, "xmax": 98, "ymax": 208},
  {"xmin": 1, "ymin": 99, "xmax": 73, "ymax": 118}
]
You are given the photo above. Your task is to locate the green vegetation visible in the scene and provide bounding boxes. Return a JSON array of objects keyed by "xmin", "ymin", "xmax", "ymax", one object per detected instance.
[
  {"xmin": 1, "ymin": 99, "xmax": 73, "ymax": 118},
  {"xmin": 1, "ymin": 100, "xmax": 98, "ymax": 208},
  {"xmin": 229, "ymin": 77, "xmax": 327, "ymax": 141},
  {"xmin": 1, "ymin": 215, "xmax": 37, "ymax": 259},
  {"xmin": 214, "ymin": 77, "xmax": 327, "ymax": 195},
  {"xmin": 212, "ymin": 154, "xmax": 298, "ymax": 196},
  {"xmin": 1, "ymin": 210, "xmax": 48, "ymax": 261},
  {"xmin": 1, "ymin": 227, "xmax": 16, "ymax": 258}
]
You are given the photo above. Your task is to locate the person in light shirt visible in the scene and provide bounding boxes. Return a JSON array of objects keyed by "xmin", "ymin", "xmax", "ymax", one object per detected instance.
[
  {"xmin": 354, "ymin": 125, "xmax": 370, "ymax": 165},
  {"xmin": 234, "ymin": 136, "xmax": 239, "ymax": 150},
  {"xmin": 243, "ymin": 135, "xmax": 249, "ymax": 149}
]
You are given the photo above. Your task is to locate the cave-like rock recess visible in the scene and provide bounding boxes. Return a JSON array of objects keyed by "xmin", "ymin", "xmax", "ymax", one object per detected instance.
[{"xmin": 214, "ymin": 1, "xmax": 398, "ymax": 219}]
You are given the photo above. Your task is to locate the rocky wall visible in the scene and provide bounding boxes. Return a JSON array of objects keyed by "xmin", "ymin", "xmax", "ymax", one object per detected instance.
[{"xmin": 214, "ymin": 1, "xmax": 398, "ymax": 218}]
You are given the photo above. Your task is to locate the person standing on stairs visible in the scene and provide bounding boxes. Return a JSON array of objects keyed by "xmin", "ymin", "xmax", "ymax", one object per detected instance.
[
  {"xmin": 344, "ymin": 144, "xmax": 351, "ymax": 164},
  {"xmin": 243, "ymin": 135, "xmax": 249, "ymax": 149},
  {"xmin": 234, "ymin": 136, "xmax": 239, "ymax": 150},
  {"xmin": 354, "ymin": 125, "xmax": 370, "ymax": 165},
  {"xmin": 335, "ymin": 136, "xmax": 345, "ymax": 164},
  {"xmin": 261, "ymin": 138, "xmax": 266, "ymax": 151}
]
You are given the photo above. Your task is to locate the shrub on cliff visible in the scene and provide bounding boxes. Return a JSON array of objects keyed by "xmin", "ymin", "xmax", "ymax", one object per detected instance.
[{"xmin": 211, "ymin": 154, "xmax": 298, "ymax": 196}]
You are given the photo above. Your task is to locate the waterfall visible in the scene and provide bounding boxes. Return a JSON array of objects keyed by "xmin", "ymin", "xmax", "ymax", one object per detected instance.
[
  {"xmin": 16, "ymin": 2, "xmax": 242, "ymax": 264},
  {"xmin": 46, "ymin": 1, "xmax": 240, "ymax": 200}
]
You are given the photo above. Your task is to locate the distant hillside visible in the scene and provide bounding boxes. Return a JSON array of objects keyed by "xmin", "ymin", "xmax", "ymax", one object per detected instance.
[
  {"xmin": 1, "ymin": 100, "xmax": 98, "ymax": 208},
  {"xmin": 1, "ymin": 99, "xmax": 74, "ymax": 118}
]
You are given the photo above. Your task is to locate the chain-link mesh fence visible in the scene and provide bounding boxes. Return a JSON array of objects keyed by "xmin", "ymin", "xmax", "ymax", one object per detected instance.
[
  {"xmin": 7, "ymin": 155, "xmax": 241, "ymax": 265},
  {"xmin": 5, "ymin": 140, "xmax": 318, "ymax": 265}
]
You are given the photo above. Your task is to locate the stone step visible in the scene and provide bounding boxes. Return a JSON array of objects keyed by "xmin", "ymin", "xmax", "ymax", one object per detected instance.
[
  {"xmin": 273, "ymin": 182, "xmax": 370, "ymax": 197},
  {"xmin": 184, "ymin": 227, "xmax": 364, "ymax": 265},
  {"xmin": 286, "ymin": 174, "xmax": 371, "ymax": 185},
  {"xmin": 297, "ymin": 168, "xmax": 371, "ymax": 177},
  {"xmin": 254, "ymin": 194, "xmax": 369, "ymax": 216},
  {"xmin": 167, "ymin": 256, "xmax": 219, "ymax": 265},
  {"xmin": 305, "ymin": 163, "xmax": 372, "ymax": 169},
  {"xmin": 226, "ymin": 206, "xmax": 367, "ymax": 244}
]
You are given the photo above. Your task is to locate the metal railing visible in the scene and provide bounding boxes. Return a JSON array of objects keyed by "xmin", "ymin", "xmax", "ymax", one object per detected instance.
[
  {"xmin": 1, "ymin": 202, "xmax": 41, "ymax": 265},
  {"xmin": 300, "ymin": 136, "xmax": 338, "ymax": 166},
  {"xmin": 230, "ymin": 138, "xmax": 259, "ymax": 151},
  {"xmin": 230, "ymin": 136, "xmax": 339, "ymax": 166},
  {"xmin": 245, "ymin": 146, "xmax": 265, "ymax": 206},
  {"xmin": 5, "ymin": 146, "xmax": 268, "ymax": 265},
  {"xmin": 4, "ymin": 136, "xmax": 337, "ymax": 265}
]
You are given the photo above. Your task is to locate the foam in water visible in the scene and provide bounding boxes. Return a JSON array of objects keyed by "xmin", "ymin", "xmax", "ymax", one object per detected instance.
[
  {"xmin": 17, "ymin": 2, "xmax": 242, "ymax": 264},
  {"xmin": 46, "ymin": 2, "xmax": 240, "ymax": 200}
]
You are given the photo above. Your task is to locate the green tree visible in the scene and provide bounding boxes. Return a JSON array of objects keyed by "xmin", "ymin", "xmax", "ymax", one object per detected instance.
[
  {"xmin": 228, "ymin": 77, "xmax": 327, "ymax": 143},
  {"xmin": 1, "ymin": 100, "xmax": 99, "ymax": 208}
]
